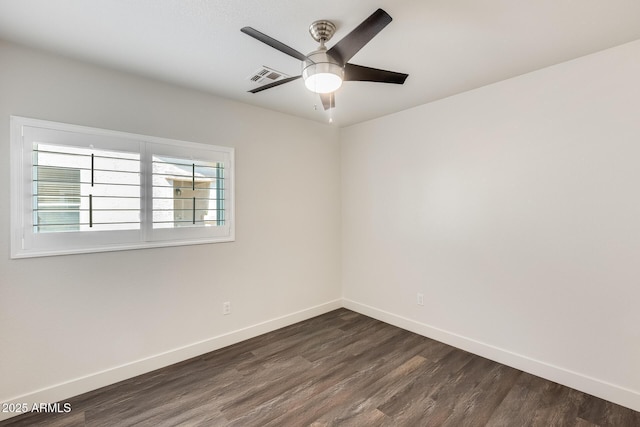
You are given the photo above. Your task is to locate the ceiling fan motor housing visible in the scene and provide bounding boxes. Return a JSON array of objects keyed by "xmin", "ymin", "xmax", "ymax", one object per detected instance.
[{"xmin": 302, "ymin": 48, "xmax": 344, "ymax": 93}]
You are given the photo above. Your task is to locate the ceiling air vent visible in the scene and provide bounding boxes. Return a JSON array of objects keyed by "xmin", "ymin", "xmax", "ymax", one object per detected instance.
[{"xmin": 247, "ymin": 66, "xmax": 289, "ymax": 84}]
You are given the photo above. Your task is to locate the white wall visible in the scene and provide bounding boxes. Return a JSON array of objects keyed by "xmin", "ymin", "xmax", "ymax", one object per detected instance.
[
  {"xmin": 0, "ymin": 41, "xmax": 341, "ymax": 416},
  {"xmin": 341, "ymin": 39, "xmax": 640, "ymax": 411}
]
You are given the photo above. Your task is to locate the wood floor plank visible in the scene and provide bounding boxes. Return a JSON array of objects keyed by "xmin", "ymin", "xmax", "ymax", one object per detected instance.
[
  {"xmin": 219, "ymin": 355, "xmax": 314, "ymax": 420},
  {"xmin": 408, "ymin": 356, "xmax": 499, "ymax": 426},
  {"xmin": 2, "ymin": 308, "xmax": 638, "ymax": 427},
  {"xmin": 486, "ymin": 372, "xmax": 552, "ymax": 426},
  {"xmin": 577, "ymin": 392, "xmax": 640, "ymax": 427},
  {"xmin": 527, "ymin": 383, "xmax": 584, "ymax": 426},
  {"xmin": 376, "ymin": 348, "xmax": 476, "ymax": 418},
  {"xmin": 307, "ymin": 355, "xmax": 430, "ymax": 425},
  {"xmin": 439, "ymin": 362, "xmax": 521, "ymax": 426}
]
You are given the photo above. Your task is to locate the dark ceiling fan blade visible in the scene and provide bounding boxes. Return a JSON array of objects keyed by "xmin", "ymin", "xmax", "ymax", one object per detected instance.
[
  {"xmin": 241, "ymin": 27, "xmax": 308, "ymax": 61},
  {"xmin": 320, "ymin": 93, "xmax": 335, "ymax": 110},
  {"xmin": 327, "ymin": 9, "xmax": 392, "ymax": 65},
  {"xmin": 248, "ymin": 75, "xmax": 301, "ymax": 93},
  {"xmin": 344, "ymin": 63, "xmax": 408, "ymax": 84}
]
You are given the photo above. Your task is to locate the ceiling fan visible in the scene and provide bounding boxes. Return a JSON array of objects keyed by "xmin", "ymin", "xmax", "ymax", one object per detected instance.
[{"xmin": 241, "ymin": 8, "xmax": 409, "ymax": 110}]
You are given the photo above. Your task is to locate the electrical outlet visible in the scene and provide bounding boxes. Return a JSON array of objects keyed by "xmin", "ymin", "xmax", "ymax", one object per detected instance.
[
  {"xmin": 417, "ymin": 293, "xmax": 424, "ymax": 306},
  {"xmin": 223, "ymin": 301, "xmax": 231, "ymax": 315}
]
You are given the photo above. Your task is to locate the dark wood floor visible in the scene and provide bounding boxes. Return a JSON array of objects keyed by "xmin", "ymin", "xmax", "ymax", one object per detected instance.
[{"xmin": 2, "ymin": 308, "xmax": 639, "ymax": 426}]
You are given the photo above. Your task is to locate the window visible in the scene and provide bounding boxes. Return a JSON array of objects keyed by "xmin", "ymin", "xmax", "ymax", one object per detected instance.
[{"xmin": 11, "ymin": 116, "xmax": 234, "ymax": 258}]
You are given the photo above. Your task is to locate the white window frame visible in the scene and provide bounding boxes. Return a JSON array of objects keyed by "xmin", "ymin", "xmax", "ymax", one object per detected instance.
[{"xmin": 10, "ymin": 116, "xmax": 235, "ymax": 258}]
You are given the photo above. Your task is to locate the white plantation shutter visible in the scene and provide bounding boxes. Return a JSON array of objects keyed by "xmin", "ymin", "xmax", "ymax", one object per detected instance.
[
  {"xmin": 151, "ymin": 156, "xmax": 225, "ymax": 228},
  {"xmin": 33, "ymin": 143, "xmax": 141, "ymax": 233},
  {"xmin": 11, "ymin": 117, "xmax": 234, "ymax": 258},
  {"xmin": 146, "ymin": 142, "xmax": 232, "ymax": 242}
]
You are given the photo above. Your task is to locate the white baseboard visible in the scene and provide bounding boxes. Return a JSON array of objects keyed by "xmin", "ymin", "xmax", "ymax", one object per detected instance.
[
  {"xmin": 342, "ymin": 298, "xmax": 640, "ymax": 413},
  {"xmin": 0, "ymin": 299, "xmax": 342, "ymax": 422}
]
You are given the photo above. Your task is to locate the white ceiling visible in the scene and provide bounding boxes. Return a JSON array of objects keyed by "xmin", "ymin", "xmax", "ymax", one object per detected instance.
[{"xmin": 1, "ymin": 0, "xmax": 640, "ymax": 127}]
